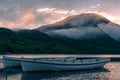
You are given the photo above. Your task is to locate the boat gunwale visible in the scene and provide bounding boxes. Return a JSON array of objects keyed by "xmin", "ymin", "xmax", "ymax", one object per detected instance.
[
  {"xmin": 3, "ymin": 56, "xmax": 110, "ymax": 66},
  {"xmin": 21, "ymin": 59, "xmax": 110, "ymax": 66},
  {"xmin": 2, "ymin": 58, "xmax": 22, "ymax": 61}
]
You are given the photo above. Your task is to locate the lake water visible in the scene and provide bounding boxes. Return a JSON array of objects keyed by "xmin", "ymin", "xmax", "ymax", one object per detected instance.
[
  {"xmin": 0, "ymin": 54, "xmax": 120, "ymax": 80},
  {"xmin": 0, "ymin": 62, "xmax": 120, "ymax": 80}
]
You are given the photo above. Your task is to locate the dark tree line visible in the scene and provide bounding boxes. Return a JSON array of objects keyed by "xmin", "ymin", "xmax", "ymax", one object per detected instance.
[{"xmin": 0, "ymin": 27, "xmax": 120, "ymax": 54}]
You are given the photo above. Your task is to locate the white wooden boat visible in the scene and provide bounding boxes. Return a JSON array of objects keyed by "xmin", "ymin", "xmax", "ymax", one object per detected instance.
[
  {"xmin": 21, "ymin": 57, "xmax": 110, "ymax": 72},
  {"xmin": 2, "ymin": 56, "xmax": 38, "ymax": 68},
  {"xmin": 2, "ymin": 56, "xmax": 22, "ymax": 68},
  {"xmin": 2, "ymin": 56, "xmax": 67, "ymax": 68}
]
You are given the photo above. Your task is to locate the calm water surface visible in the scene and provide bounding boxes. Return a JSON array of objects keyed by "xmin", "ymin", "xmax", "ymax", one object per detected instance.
[
  {"xmin": 0, "ymin": 62, "xmax": 120, "ymax": 80},
  {"xmin": 0, "ymin": 54, "xmax": 120, "ymax": 80}
]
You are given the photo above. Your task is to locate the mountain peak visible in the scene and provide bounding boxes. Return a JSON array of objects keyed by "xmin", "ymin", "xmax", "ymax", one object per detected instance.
[
  {"xmin": 66, "ymin": 13, "xmax": 109, "ymax": 21},
  {"xmin": 37, "ymin": 13, "xmax": 111, "ymax": 32},
  {"xmin": 63, "ymin": 13, "xmax": 110, "ymax": 27}
]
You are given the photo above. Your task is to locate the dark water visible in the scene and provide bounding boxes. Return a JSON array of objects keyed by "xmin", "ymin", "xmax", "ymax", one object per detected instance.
[{"xmin": 0, "ymin": 62, "xmax": 120, "ymax": 80}]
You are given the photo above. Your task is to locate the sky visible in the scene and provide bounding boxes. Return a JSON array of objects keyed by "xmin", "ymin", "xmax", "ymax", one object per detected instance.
[{"xmin": 0, "ymin": 0, "xmax": 120, "ymax": 29}]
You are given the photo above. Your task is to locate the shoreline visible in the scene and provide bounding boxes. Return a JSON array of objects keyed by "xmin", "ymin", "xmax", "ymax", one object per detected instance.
[
  {"xmin": 0, "ymin": 60, "xmax": 3, "ymax": 71},
  {"xmin": 1, "ymin": 54, "xmax": 120, "ymax": 58},
  {"xmin": 0, "ymin": 58, "xmax": 120, "ymax": 72}
]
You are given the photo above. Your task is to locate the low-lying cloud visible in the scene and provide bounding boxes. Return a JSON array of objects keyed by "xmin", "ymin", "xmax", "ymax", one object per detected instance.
[
  {"xmin": 98, "ymin": 23, "xmax": 120, "ymax": 41},
  {"xmin": 51, "ymin": 27, "xmax": 104, "ymax": 39},
  {"xmin": 46, "ymin": 22, "xmax": 120, "ymax": 41}
]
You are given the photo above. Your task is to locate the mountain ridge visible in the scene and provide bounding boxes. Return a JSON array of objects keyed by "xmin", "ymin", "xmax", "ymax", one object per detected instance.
[
  {"xmin": 0, "ymin": 13, "xmax": 120, "ymax": 54},
  {"xmin": 37, "ymin": 13, "xmax": 110, "ymax": 32},
  {"xmin": 0, "ymin": 28, "xmax": 71, "ymax": 54},
  {"xmin": 36, "ymin": 13, "xmax": 120, "ymax": 41},
  {"xmin": 35, "ymin": 13, "xmax": 120, "ymax": 54}
]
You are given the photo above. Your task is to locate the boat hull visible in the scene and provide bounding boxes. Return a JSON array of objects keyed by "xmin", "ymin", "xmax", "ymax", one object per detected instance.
[
  {"xmin": 22, "ymin": 59, "xmax": 110, "ymax": 72},
  {"xmin": 2, "ymin": 56, "xmax": 21, "ymax": 68}
]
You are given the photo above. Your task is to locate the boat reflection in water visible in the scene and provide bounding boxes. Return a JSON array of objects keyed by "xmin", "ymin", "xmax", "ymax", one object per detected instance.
[
  {"xmin": 21, "ymin": 68, "xmax": 110, "ymax": 80},
  {"xmin": 2, "ymin": 56, "xmax": 110, "ymax": 72},
  {"xmin": 1, "ymin": 66, "xmax": 109, "ymax": 80}
]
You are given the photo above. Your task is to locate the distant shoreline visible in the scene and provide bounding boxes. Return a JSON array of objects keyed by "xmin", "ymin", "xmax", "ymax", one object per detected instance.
[{"xmin": 1, "ymin": 54, "xmax": 120, "ymax": 61}]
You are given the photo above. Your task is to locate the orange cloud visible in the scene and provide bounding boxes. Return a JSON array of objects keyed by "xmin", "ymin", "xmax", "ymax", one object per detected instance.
[
  {"xmin": 1, "ymin": 7, "xmax": 120, "ymax": 29},
  {"xmin": 0, "ymin": 10, "xmax": 36, "ymax": 29},
  {"xmin": 7, "ymin": 22, "xmax": 15, "ymax": 28},
  {"xmin": 0, "ymin": 21, "xmax": 16, "ymax": 28},
  {"xmin": 20, "ymin": 11, "xmax": 35, "ymax": 26},
  {"xmin": 86, "ymin": 11, "xmax": 118, "ymax": 23},
  {"xmin": 0, "ymin": 21, "xmax": 4, "ymax": 26},
  {"xmin": 49, "ymin": 16, "xmax": 68, "ymax": 24}
]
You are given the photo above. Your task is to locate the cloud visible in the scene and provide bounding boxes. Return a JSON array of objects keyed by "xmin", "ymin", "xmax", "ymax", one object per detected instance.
[
  {"xmin": 36, "ymin": 8, "xmax": 76, "ymax": 15},
  {"xmin": 36, "ymin": 8, "xmax": 56, "ymax": 13},
  {"xmin": 51, "ymin": 27, "xmax": 103, "ymax": 39},
  {"xmin": 98, "ymin": 22, "xmax": 120, "ymax": 41},
  {"xmin": 20, "ymin": 10, "xmax": 35, "ymax": 26},
  {"xmin": 0, "ymin": 9, "xmax": 37, "ymax": 29},
  {"xmin": 0, "ymin": 0, "xmax": 120, "ymax": 29}
]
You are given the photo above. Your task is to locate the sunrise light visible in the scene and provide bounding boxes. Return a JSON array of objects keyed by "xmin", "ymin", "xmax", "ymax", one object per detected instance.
[
  {"xmin": 92, "ymin": 12, "xmax": 116, "ymax": 22},
  {"xmin": 98, "ymin": 13, "xmax": 116, "ymax": 22}
]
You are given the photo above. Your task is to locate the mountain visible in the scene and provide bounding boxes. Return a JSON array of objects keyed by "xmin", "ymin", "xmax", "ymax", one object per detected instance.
[
  {"xmin": 1, "ymin": 13, "xmax": 120, "ymax": 54},
  {"xmin": 37, "ymin": 13, "xmax": 111, "ymax": 40},
  {"xmin": 0, "ymin": 28, "xmax": 70, "ymax": 54},
  {"xmin": 37, "ymin": 13, "xmax": 110, "ymax": 31},
  {"xmin": 36, "ymin": 13, "xmax": 120, "ymax": 54}
]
